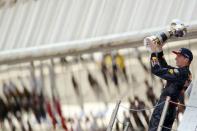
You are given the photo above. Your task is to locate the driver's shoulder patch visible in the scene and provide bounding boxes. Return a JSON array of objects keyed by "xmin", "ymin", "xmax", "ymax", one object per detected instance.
[
  {"xmin": 168, "ymin": 68, "xmax": 179, "ymax": 75},
  {"xmin": 173, "ymin": 69, "xmax": 179, "ymax": 74}
]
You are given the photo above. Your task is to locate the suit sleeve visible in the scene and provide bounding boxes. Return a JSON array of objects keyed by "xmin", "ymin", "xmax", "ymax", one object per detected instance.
[
  {"xmin": 150, "ymin": 52, "xmax": 182, "ymax": 81},
  {"xmin": 152, "ymin": 51, "xmax": 173, "ymax": 67}
]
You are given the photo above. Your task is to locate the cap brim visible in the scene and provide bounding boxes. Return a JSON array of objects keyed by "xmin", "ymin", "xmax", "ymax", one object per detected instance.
[{"xmin": 172, "ymin": 50, "xmax": 181, "ymax": 55}]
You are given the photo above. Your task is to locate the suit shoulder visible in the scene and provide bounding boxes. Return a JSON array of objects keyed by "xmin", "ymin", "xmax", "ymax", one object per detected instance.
[{"xmin": 178, "ymin": 67, "xmax": 190, "ymax": 76}]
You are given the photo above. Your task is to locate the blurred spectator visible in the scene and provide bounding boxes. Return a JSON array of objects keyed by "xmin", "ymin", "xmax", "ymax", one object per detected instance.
[
  {"xmin": 145, "ymin": 80, "xmax": 157, "ymax": 106},
  {"xmin": 122, "ymin": 111, "xmax": 133, "ymax": 131},
  {"xmin": 0, "ymin": 97, "xmax": 8, "ymax": 126},
  {"xmin": 115, "ymin": 121, "xmax": 120, "ymax": 131},
  {"xmin": 133, "ymin": 96, "xmax": 146, "ymax": 130},
  {"xmin": 101, "ymin": 60, "xmax": 109, "ymax": 88},
  {"xmin": 138, "ymin": 100, "xmax": 149, "ymax": 123},
  {"xmin": 103, "ymin": 53, "xmax": 120, "ymax": 91},
  {"xmin": 128, "ymin": 97, "xmax": 145, "ymax": 130},
  {"xmin": 115, "ymin": 53, "xmax": 128, "ymax": 82},
  {"xmin": 112, "ymin": 59, "xmax": 119, "ymax": 89},
  {"xmin": 84, "ymin": 116, "xmax": 91, "ymax": 130},
  {"xmin": 90, "ymin": 113, "xmax": 99, "ymax": 131},
  {"xmin": 72, "ymin": 114, "xmax": 82, "ymax": 131}
]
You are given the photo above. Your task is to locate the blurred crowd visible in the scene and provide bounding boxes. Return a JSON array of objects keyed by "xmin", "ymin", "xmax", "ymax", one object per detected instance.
[{"xmin": 0, "ymin": 50, "xmax": 187, "ymax": 131}]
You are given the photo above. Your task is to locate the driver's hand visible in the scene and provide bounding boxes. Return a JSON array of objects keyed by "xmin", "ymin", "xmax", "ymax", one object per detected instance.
[{"xmin": 150, "ymin": 42, "xmax": 163, "ymax": 52}]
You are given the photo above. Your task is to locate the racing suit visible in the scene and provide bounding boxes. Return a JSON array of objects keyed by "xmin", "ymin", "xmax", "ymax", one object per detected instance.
[{"xmin": 148, "ymin": 51, "xmax": 191, "ymax": 131}]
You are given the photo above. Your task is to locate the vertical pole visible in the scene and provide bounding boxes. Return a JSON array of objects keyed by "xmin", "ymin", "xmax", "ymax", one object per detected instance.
[
  {"xmin": 157, "ymin": 96, "xmax": 171, "ymax": 131},
  {"xmin": 107, "ymin": 100, "xmax": 121, "ymax": 131}
]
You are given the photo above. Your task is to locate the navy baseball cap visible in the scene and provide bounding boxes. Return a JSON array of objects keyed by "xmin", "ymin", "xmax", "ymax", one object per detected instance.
[{"xmin": 172, "ymin": 48, "xmax": 193, "ymax": 62}]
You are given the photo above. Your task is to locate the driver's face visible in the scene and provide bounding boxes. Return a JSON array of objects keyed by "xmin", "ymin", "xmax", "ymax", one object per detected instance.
[{"xmin": 175, "ymin": 54, "xmax": 189, "ymax": 67}]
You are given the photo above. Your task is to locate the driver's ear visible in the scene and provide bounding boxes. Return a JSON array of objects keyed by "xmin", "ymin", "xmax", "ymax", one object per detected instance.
[{"xmin": 185, "ymin": 58, "xmax": 190, "ymax": 65}]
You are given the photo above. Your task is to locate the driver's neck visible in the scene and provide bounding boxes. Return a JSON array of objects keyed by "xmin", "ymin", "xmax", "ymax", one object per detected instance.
[{"xmin": 178, "ymin": 64, "xmax": 189, "ymax": 68}]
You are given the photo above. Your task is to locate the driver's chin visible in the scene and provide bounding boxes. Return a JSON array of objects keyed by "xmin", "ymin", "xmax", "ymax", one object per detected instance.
[{"xmin": 176, "ymin": 63, "xmax": 182, "ymax": 68}]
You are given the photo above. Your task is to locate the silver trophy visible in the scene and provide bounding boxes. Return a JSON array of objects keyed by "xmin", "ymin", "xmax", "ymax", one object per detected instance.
[{"xmin": 144, "ymin": 19, "xmax": 187, "ymax": 52}]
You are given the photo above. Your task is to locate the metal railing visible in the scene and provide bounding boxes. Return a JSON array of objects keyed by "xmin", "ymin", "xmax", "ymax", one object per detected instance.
[{"xmin": 107, "ymin": 96, "xmax": 197, "ymax": 131}]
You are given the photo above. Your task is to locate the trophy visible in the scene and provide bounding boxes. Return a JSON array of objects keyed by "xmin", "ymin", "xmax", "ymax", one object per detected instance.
[{"xmin": 144, "ymin": 19, "xmax": 187, "ymax": 52}]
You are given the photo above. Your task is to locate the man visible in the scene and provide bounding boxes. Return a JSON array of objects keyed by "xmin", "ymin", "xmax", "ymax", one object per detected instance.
[
  {"xmin": 148, "ymin": 44, "xmax": 193, "ymax": 131},
  {"xmin": 145, "ymin": 80, "xmax": 157, "ymax": 106}
]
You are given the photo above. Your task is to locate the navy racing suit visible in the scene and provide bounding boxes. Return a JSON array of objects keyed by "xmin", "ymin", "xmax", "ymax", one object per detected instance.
[{"xmin": 148, "ymin": 51, "xmax": 192, "ymax": 131}]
